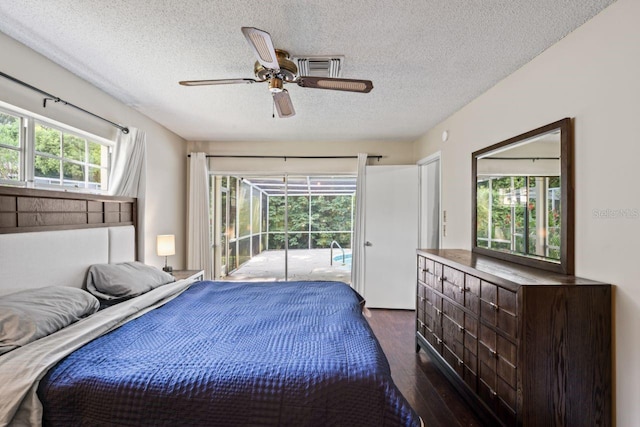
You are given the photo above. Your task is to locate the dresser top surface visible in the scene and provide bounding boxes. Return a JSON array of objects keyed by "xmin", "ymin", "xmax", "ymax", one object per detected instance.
[{"xmin": 417, "ymin": 249, "xmax": 607, "ymax": 288}]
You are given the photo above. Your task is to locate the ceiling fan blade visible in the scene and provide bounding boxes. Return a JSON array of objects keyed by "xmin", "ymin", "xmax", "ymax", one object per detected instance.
[
  {"xmin": 179, "ymin": 78, "xmax": 259, "ymax": 86},
  {"xmin": 241, "ymin": 27, "xmax": 281, "ymax": 72},
  {"xmin": 272, "ymin": 90, "xmax": 295, "ymax": 118},
  {"xmin": 296, "ymin": 77, "xmax": 373, "ymax": 93}
]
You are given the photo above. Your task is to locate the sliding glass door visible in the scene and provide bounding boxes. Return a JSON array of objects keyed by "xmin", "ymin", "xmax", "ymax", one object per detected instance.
[{"xmin": 210, "ymin": 173, "xmax": 355, "ymax": 282}]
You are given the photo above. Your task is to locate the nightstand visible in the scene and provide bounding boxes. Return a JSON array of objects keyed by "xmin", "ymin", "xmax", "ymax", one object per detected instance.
[{"xmin": 171, "ymin": 270, "xmax": 204, "ymax": 282}]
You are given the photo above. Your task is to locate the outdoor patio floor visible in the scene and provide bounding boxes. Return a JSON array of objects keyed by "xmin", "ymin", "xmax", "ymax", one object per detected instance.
[{"xmin": 225, "ymin": 249, "xmax": 352, "ymax": 283}]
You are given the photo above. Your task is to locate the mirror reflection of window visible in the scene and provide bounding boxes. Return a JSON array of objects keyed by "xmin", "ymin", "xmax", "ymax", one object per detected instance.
[{"xmin": 476, "ymin": 130, "xmax": 561, "ymax": 262}]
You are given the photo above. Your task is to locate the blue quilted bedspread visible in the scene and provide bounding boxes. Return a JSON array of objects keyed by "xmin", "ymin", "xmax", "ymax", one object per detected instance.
[{"xmin": 38, "ymin": 281, "xmax": 420, "ymax": 426}]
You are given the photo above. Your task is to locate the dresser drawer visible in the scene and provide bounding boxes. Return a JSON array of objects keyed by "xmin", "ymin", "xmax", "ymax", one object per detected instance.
[
  {"xmin": 442, "ymin": 316, "xmax": 465, "ymax": 359},
  {"xmin": 417, "ymin": 304, "xmax": 425, "ymax": 326},
  {"xmin": 442, "ymin": 344, "xmax": 465, "ymax": 377},
  {"xmin": 497, "ymin": 356, "xmax": 517, "ymax": 390},
  {"xmin": 416, "ymin": 318, "xmax": 427, "ymax": 338},
  {"xmin": 479, "ymin": 325, "xmax": 517, "ymax": 367},
  {"xmin": 496, "ymin": 334, "xmax": 516, "ymax": 367},
  {"xmin": 417, "ymin": 283, "xmax": 427, "ymax": 316},
  {"xmin": 481, "ymin": 281, "xmax": 518, "ymax": 339},
  {"xmin": 465, "ymin": 275, "xmax": 481, "ymax": 314},
  {"xmin": 497, "ymin": 375, "xmax": 517, "ymax": 413},
  {"xmin": 464, "ymin": 365, "xmax": 478, "ymax": 391},
  {"xmin": 417, "ymin": 256, "xmax": 432, "ymax": 284},
  {"xmin": 464, "ymin": 313, "xmax": 478, "ymax": 340},
  {"xmin": 478, "ymin": 341, "xmax": 497, "ymax": 380},
  {"xmin": 422, "ymin": 257, "xmax": 434, "ymax": 276},
  {"xmin": 442, "ymin": 299, "xmax": 464, "ymax": 326},
  {"xmin": 498, "ymin": 287, "xmax": 516, "ymax": 313},
  {"xmin": 442, "ymin": 265, "xmax": 465, "ymax": 304},
  {"xmin": 425, "ymin": 262, "xmax": 443, "ymax": 292},
  {"xmin": 417, "ymin": 282, "xmax": 426, "ymax": 299},
  {"xmin": 424, "ymin": 301, "xmax": 442, "ymax": 334},
  {"xmin": 443, "ymin": 278, "xmax": 466, "ymax": 305},
  {"xmin": 464, "ymin": 315, "xmax": 478, "ymax": 356},
  {"xmin": 424, "ymin": 286, "xmax": 439, "ymax": 307},
  {"xmin": 464, "ymin": 346, "xmax": 477, "ymax": 375},
  {"xmin": 478, "ymin": 357, "xmax": 497, "ymax": 393},
  {"xmin": 425, "ymin": 330, "xmax": 443, "ymax": 354},
  {"xmin": 497, "ymin": 288, "xmax": 517, "ymax": 338},
  {"xmin": 480, "ymin": 280, "xmax": 498, "ymax": 325}
]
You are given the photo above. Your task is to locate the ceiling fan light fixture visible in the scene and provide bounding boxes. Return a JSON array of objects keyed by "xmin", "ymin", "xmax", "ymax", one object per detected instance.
[{"xmin": 268, "ymin": 77, "xmax": 284, "ymax": 93}]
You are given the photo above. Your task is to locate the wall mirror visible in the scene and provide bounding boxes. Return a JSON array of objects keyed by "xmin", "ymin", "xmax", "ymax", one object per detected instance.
[{"xmin": 472, "ymin": 118, "xmax": 573, "ymax": 274}]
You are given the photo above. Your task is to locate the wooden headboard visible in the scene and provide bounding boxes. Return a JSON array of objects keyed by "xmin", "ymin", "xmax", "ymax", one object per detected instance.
[
  {"xmin": 0, "ymin": 187, "xmax": 137, "ymax": 296},
  {"xmin": 0, "ymin": 187, "xmax": 136, "ymax": 234}
]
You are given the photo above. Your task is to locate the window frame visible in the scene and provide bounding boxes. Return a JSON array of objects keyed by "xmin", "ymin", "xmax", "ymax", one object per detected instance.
[
  {"xmin": 0, "ymin": 101, "xmax": 114, "ymax": 193},
  {"xmin": 0, "ymin": 106, "xmax": 26, "ymax": 186}
]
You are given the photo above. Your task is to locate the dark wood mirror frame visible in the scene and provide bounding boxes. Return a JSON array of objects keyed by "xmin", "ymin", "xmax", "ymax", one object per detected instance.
[{"xmin": 472, "ymin": 117, "xmax": 574, "ymax": 275}]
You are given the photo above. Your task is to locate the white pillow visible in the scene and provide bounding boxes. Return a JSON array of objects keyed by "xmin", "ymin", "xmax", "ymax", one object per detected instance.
[
  {"xmin": 86, "ymin": 261, "xmax": 175, "ymax": 302},
  {"xmin": 0, "ymin": 287, "xmax": 99, "ymax": 356}
]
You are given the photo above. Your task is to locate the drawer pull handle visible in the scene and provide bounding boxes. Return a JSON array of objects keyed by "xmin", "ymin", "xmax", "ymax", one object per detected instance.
[
  {"xmin": 457, "ymin": 325, "xmax": 465, "ymax": 332},
  {"xmin": 457, "ymin": 358, "xmax": 464, "ymax": 366},
  {"xmin": 436, "ymin": 338, "xmax": 442, "ymax": 344},
  {"xmin": 489, "ymin": 388, "xmax": 497, "ymax": 397},
  {"xmin": 489, "ymin": 348, "xmax": 498, "ymax": 358},
  {"xmin": 489, "ymin": 302, "xmax": 499, "ymax": 311},
  {"xmin": 440, "ymin": 276, "xmax": 447, "ymax": 282},
  {"xmin": 435, "ymin": 308, "xmax": 442, "ymax": 316},
  {"xmin": 425, "ymin": 267, "xmax": 430, "ymax": 273}
]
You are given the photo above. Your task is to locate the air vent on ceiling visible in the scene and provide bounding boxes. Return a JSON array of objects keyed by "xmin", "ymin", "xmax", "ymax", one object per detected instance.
[{"xmin": 293, "ymin": 56, "xmax": 344, "ymax": 78}]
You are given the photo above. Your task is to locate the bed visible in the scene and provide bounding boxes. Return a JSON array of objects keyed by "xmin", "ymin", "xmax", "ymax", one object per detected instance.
[{"xmin": 0, "ymin": 189, "xmax": 421, "ymax": 426}]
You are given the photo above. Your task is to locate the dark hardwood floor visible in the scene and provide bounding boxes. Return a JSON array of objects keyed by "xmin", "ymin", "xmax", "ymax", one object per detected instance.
[{"xmin": 366, "ymin": 309, "xmax": 487, "ymax": 427}]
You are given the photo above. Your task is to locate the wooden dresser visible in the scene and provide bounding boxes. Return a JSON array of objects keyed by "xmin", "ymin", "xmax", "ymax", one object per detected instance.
[{"xmin": 415, "ymin": 249, "xmax": 611, "ymax": 427}]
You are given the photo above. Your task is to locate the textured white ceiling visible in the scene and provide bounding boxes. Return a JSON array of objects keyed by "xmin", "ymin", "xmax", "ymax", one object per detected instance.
[{"xmin": 0, "ymin": 0, "xmax": 616, "ymax": 143}]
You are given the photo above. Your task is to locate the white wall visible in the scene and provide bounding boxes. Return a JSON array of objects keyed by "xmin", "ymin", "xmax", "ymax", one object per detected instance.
[
  {"xmin": 188, "ymin": 139, "xmax": 415, "ymax": 173},
  {"xmin": 413, "ymin": 0, "xmax": 639, "ymax": 424},
  {"xmin": 0, "ymin": 32, "xmax": 187, "ymax": 270}
]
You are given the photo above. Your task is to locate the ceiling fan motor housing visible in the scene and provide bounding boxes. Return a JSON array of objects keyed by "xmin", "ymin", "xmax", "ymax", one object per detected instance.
[{"xmin": 254, "ymin": 49, "xmax": 298, "ymax": 82}]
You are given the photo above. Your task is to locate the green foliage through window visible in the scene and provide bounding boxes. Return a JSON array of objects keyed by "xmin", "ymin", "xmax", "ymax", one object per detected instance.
[{"xmin": 0, "ymin": 112, "xmax": 20, "ymax": 181}]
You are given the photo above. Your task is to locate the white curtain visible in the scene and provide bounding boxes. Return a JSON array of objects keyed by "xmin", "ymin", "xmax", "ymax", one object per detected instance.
[
  {"xmin": 108, "ymin": 128, "xmax": 146, "ymax": 197},
  {"xmin": 109, "ymin": 128, "xmax": 146, "ymax": 260},
  {"xmin": 187, "ymin": 152, "xmax": 213, "ymax": 280},
  {"xmin": 351, "ymin": 153, "xmax": 368, "ymax": 296}
]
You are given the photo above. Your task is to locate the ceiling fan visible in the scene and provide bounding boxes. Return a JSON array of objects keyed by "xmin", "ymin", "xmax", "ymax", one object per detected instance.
[{"xmin": 178, "ymin": 27, "xmax": 374, "ymax": 118}]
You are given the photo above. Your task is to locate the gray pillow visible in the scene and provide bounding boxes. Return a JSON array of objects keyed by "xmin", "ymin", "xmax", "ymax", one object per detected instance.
[
  {"xmin": 0, "ymin": 286, "xmax": 99, "ymax": 356},
  {"xmin": 86, "ymin": 261, "xmax": 175, "ymax": 301}
]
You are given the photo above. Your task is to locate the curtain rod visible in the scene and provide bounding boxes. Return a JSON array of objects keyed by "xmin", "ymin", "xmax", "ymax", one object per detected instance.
[
  {"xmin": 0, "ymin": 71, "xmax": 129, "ymax": 134},
  {"xmin": 485, "ymin": 157, "xmax": 559, "ymax": 160},
  {"xmin": 187, "ymin": 154, "xmax": 382, "ymax": 161}
]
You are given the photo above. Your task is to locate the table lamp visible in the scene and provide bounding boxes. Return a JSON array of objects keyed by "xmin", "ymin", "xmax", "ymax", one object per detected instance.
[{"xmin": 157, "ymin": 234, "xmax": 175, "ymax": 272}]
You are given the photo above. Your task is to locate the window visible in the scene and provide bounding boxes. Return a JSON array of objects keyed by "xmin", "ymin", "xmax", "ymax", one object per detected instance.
[
  {"xmin": 0, "ymin": 111, "xmax": 22, "ymax": 182},
  {"xmin": 0, "ymin": 103, "xmax": 112, "ymax": 191}
]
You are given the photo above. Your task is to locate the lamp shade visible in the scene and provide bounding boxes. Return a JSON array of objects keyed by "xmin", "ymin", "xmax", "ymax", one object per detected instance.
[{"xmin": 156, "ymin": 235, "xmax": 175, "ymax": 256}]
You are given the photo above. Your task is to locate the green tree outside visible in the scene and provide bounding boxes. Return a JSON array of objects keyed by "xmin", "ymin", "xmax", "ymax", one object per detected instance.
[{"xmin": 0, "ymin": 112, "xmax": 20, "ymax": 180}]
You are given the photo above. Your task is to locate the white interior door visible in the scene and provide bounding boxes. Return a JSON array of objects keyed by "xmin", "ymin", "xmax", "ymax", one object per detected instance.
[{"xmin": 364, "ymin": 165, "xmax": 418, "ymax": 309}]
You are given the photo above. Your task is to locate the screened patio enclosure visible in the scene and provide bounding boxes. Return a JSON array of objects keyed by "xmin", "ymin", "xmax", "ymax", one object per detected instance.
[{"xmin": 209, "ymin": 175, "xmax": 356, "ymax": 282}]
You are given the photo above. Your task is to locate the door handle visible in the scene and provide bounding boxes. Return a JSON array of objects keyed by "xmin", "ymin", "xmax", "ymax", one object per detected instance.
[{"xmin": 365, "ymin": 241, "xmax": 373, "ymax": 247}]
